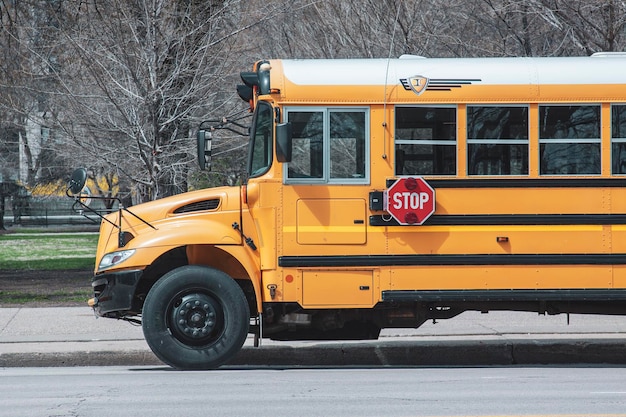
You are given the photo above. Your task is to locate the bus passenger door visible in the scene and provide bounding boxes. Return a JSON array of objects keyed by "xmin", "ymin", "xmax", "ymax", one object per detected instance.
[{"xmin": 279, "ymin": 107, "xmax": 381, "ymax": 307}]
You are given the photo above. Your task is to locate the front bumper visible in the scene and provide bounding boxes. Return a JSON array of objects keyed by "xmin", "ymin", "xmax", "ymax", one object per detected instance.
[{"xmin": 90, "ymin": 270, "xmax": 143, "ymax": 317}]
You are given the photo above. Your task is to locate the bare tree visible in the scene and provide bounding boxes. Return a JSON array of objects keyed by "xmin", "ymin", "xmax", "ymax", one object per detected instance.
[
  {"xmin": 253, "ymin": 0, "xmax": 626, "ymax": 60},
  {"xmin": 527, "ymin": 0, "xmax": 626, "ymax": 54},
  {"xmin": 0, "ymin": 1, "xmax": 64, "ymax": 186},
  {"xmin": 2, "ymin": 0, "xmax": 625, "ymax": 204},
  {"xmin": 37, "ymin": 0, "xmax": 241, "ymax": 202}
]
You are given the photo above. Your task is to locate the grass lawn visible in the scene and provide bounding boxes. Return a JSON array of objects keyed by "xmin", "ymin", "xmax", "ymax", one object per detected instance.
[{"xmin": 0, "ymin": 232, "xmax": 97, "ymax": 270}]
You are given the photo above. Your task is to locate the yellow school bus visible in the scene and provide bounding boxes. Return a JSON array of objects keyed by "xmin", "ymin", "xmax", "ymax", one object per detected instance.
[{"xmin": 71, "ymin": 53, "xmax": 626, "ymax": 369}]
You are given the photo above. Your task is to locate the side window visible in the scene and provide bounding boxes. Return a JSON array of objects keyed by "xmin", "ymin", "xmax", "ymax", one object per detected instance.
[
  {"xmin": 395, "ymin": 106, "xmax": 456, "ymax": 176},
  {"xmin": 539, "ymin": 105, "xmax": 601, "ymax": 175},
  {"xmin": 467, "ymin": 106, "xmax": 529, "ymax": 175},
  {"xmin": 288, "ymin": 111, "xmax": 324, "ymax": 179},
  {"xmin": 330, "ymin": 111, "xmax": 366, "ymax": 180},
  {"xmin": 612, "ymin": 104, "xmax": 626, "ymax": 175},
  {"xmin": 286, "ymin": 108, "xmax": 369, "ymax": 184}
]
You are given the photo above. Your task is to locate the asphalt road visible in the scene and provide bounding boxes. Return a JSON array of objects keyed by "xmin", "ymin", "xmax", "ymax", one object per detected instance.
[{"xmin": 2, "ymin": 366, "xmax": 626, "ymax": 417}]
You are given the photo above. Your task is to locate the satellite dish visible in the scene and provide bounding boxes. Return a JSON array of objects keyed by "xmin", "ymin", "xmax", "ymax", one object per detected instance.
[{"xmin": 68, "ymin": 168, "xmax": 87, "ymax": 195}]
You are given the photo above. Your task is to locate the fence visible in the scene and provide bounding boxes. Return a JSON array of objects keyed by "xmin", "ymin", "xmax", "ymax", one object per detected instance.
[{"xmin": 3, "ymin": 196, "xmax": 107, "ymax": 228}]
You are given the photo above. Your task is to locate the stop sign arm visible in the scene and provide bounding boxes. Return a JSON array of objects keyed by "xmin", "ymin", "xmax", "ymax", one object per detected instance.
[{"xmin": 383, "ymin": 177, "xmax": 436, "ymax": 225}]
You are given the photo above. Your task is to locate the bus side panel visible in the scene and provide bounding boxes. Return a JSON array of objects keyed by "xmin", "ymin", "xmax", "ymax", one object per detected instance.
[
  {"xmin": 386, "ymin": 225, "xmax": 608, "ymax": 256},
  {"xmin": 435, "ymin": 188, "xmax": 609, "ymax": 216},
  {"xmin": 387, "ymin": 265, "xmax": 613, "ymax": 292}
]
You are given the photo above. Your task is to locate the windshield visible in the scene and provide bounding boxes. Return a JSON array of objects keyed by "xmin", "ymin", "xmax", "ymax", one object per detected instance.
[{"xmin": 248, "ymin": 101, "xmax": 273, "ymax": 177}]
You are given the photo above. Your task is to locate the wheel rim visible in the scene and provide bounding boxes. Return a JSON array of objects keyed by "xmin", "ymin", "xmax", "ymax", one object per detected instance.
[{"xmin": 168, "ymin": 292, "xmax": 224, "ymax": 346}]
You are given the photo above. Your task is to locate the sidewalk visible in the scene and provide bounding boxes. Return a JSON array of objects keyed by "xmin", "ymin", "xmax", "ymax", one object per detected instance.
[{"xmin": 2, "ymin": 307, "xmax": 626, "ymax": 367}]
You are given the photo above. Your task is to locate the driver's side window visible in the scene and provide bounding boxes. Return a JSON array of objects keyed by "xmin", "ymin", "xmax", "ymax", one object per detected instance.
[{"xmin": 248, "ymin": 102, "xmax": 273, "ymax": 178}]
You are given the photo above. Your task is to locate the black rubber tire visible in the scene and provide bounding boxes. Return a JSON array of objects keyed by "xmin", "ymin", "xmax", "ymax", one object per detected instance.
[{"xmin": 142, "ymin": 265, "xmax": 250, "ymax": 370}]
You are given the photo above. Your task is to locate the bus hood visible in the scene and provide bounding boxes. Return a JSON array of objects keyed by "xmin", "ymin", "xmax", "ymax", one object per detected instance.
[{"xmin": 103, "ymin": 185, "xmax": 242, "ymax": 233}]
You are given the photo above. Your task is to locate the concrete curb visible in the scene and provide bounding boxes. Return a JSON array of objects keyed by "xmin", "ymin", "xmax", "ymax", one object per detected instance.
[
  {"xmin": 234, "ymin": 339, "xmax": 626, "ymax": 367},
  {"xmin": 2, "ymin": 338, "xmax": 626, "ymax": 368}
]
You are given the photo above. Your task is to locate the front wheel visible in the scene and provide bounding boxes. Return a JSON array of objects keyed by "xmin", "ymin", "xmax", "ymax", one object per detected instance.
[{"xmin": 142, "ymin": 265, "xmax": 250, "ymax": 370}]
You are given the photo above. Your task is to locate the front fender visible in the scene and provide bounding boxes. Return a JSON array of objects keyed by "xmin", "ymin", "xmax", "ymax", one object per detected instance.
[
  {"xmin": 187, "ymin": 244, "xmax": 262, "ymax": 313},
  {"xmin": 128, "ymin": 219, "xmax": 262, "ymax": 313},
  {"xmin": 97, "ymin": 215, "xmax": 264, "ymax": 313},
  {"xmin": 97, "ymin": 217, "xmax": 243, "ymax": 274}
]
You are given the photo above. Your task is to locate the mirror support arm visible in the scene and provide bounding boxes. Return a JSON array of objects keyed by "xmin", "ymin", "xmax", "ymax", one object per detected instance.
[{"xmin": 66, "ymin": 168, "xmax": 157, "ymax": 248}]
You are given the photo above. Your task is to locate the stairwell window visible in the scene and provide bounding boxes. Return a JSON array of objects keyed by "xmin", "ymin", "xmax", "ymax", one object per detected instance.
[{"xmin": 285, "ymin": 107, "xmax": 369, "ymax": 184}]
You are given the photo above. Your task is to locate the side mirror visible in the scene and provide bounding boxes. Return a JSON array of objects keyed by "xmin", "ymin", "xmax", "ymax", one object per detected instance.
[
  {"xmin": 68, "ymin": 168, "xmax": 87, "ymax": 195},
  {"xmin": 276, "ymin": 122, "xmax": 292, "ymax": 163},
  {"xmin": 197, "ymin": 130, "xmax": 212, "ymax": 171},
  {"xmin": 258, "ymin": 66, "xmax": 270, "ymax": 95}
]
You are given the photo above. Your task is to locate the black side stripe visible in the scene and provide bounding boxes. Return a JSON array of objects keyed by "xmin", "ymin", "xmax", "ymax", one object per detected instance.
[
  {"xmin": 386, "ymin": 178, "xmax": 626, "ymax": 188},
  {"xmin": 278, "ymin": 254, "xmax": 626, "ymax": 268},
  {"xmin": 382, "ymin": 289, "xmax": 626, "ymax": 303},
  {"xmin": 370, "ymin": 214, "xmax": 626, "ymax": 226}
]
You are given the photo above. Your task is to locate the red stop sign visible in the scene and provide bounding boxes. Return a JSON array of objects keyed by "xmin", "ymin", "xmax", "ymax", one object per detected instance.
[{"xmin": 384, "ymin": 177, "xmax": 436, "ymax": 225}]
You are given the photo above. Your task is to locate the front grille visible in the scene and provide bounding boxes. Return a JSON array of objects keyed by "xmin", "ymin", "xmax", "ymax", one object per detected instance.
[{"xmin": 173, "ymin": 199, "xmax": 220, "ymax": 214}]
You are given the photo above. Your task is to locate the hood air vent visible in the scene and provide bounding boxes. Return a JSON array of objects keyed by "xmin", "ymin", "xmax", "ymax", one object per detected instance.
[{"xmin": 173, "ymin": 199, "xmax": 220, "ymax": 214}]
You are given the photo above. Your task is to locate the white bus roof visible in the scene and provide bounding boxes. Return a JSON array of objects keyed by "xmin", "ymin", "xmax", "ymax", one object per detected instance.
[{"xmin": 278, "ymin": 55, "xmax": 626, "ymax": 87}]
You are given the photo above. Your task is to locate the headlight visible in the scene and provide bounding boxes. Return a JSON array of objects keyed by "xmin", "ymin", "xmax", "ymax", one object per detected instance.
[{"xmin": 98, "ymin": 249, "xmax": 136, "ymax": 270}]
